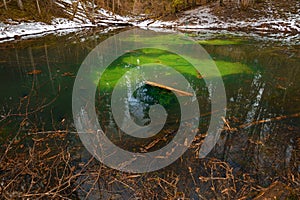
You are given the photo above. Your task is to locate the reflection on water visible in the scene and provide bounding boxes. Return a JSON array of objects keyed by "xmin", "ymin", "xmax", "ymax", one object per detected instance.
[
  {"xmin": 244, "ymin": 72, "xmax": 265, "ymax": 124},
  {"xmin": 121, "ymin": 68, "xmax": 150, "ymax": 126},
  {"xmin": 0, "ymin": 29, "xmax": 299, "ymax": 199}
]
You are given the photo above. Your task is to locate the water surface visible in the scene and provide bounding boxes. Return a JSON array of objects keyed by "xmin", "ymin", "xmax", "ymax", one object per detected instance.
[{"xmin": 0, "ymin": 28, "xmax": 299, "ymax": 199}]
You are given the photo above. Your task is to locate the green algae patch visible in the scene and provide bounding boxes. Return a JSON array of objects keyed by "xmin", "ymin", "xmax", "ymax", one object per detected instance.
[
  {"xmin": 215, "ymin": 60, "xmax": 253, "ymax": 76},
  {"xmin": 94, "ymin": 48, "xmax": 254, "ymax": 92}
]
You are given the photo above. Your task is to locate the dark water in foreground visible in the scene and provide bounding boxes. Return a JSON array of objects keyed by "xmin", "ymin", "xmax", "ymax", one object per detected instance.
[{"xmin": 0, "ymin": 28, "xmax": 299, "ymax": 199}]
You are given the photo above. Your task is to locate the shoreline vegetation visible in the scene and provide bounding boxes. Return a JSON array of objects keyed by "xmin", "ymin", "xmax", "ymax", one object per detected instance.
[{"xmin": 0, "ymin": 0, "xmax": 299, "ymax": 43}]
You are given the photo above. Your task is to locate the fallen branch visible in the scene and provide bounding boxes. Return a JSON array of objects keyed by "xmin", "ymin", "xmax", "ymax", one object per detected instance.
[
  {"xmin": 145, "ymin": 81, "xmax": 193, "ymax": 96},
  {"xmin": 239, "ymin": 112, "xmax": 300, "ymax": 129}
]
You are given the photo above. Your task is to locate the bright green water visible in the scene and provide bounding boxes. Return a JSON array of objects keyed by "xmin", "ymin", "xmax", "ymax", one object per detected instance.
[{"xmin": 0, "ymin": 29, "xmax": 299, "ymax": 198}]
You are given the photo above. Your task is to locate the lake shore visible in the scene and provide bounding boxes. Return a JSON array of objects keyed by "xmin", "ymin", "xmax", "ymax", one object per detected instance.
[{"xmin": 0, "ymin": 0, "xmax": 299, "ymax": 44}]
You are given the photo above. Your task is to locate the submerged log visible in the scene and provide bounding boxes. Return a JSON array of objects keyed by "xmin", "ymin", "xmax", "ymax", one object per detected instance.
[{"xmin": 145, "ymin": 81, "xmax": 193, "ymax": 97}]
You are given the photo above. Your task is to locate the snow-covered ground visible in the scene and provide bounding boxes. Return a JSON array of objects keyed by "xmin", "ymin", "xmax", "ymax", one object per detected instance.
[
  {"xmin": 0, "ymin": 0, "xmax": 299, "ymax": 44},
  {"xmin": 0, "ymin": 0, "xmax": 139, "ymax": 43},
  {"xmin": 0, "ymin": 18, "xmax": 97, "ymax": 43},
  {"xmin": 174, "ymin": 5, "xmax": 300, "ymax": 44},
  {"xmin": 176, "ymin": 6, "xmax": 300, "ymax": 33}
]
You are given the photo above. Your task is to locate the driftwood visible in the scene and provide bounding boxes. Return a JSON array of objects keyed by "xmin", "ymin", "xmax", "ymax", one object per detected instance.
[{"xmin": 145, "ymin": 81, "xmax": 193, "ymax": 96}]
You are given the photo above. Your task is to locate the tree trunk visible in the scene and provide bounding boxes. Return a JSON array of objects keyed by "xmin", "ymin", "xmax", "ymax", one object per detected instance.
[
  {"xmin": 117, "ymin": 0, "xmax": 120, "ymax": 12},
  {"xmin": 112, "ymin": 0, "xmax": 115, "ymax": 13},
  {"xmin": 132, "ymin": 0, "xmax": 137, "ymax": 14},
  {"xmin": 36, "ymin": 0, "xmax": 41, "ymax": 15},
  {"xmin": 192, "ymin": 0, "xmax": 196, "ymax": 6},
  {"xmin": 3, "ymin": 0, "xmax": 8, "ymax": 10},
  {"xmin": 220, "ymin": 0, "xmax": 224, "ymax": 6},
  {"xmin": 17, "ymin": 0, "xmax": 24, "ymax": 10}
]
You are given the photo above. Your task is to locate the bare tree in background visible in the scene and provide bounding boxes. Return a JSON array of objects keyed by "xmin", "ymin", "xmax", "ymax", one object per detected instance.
[
  {"xmin": 112, "ymin": 0, "xmax": 115, "ymax": 13},
  {"xmin": 17, "ymin": 0, "xmax": 23, "ymax": 10},
  {"xmin": 2, "ymin": 0, "xmax": 8, "ymax": 10},
  {"xmin": 36, "ymin": 0, "xmax": 41, "ymax": 15}
]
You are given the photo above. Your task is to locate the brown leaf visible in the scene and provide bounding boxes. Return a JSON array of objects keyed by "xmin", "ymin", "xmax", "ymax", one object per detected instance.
[
  {"xmin": 27, "ymin": 69, "xmax": 42, "ymax": 75},
  {"xmin": 62, "ymin": 72, "xmax": 74, "ymax": 77}
]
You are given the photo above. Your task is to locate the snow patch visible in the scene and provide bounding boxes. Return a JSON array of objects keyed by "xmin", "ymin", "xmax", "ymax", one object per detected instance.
[
  {"xmin": 0, "ymin": 18, "xmax": 95, "ymax": 43},
  {"xmin": 175, "ymin": 5, "xmax": 300, "ymax": 34},
  {"xmin": 0, "ymin": 1, "xmax": 299, "ymax": 44}
]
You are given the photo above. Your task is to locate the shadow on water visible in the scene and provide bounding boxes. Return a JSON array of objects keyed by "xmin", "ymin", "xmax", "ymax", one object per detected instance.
[{"xmin": 0, "ymin": 29, "xmax": 299, "ymax": 199}]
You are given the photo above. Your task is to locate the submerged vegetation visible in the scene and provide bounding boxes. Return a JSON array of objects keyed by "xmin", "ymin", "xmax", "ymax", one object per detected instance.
[
  {"xmin": 0, "ymin": 0, "xmax": 299, "ymax": 198},
  {"xmin": 98, "ymin": 47, "xmax": 253, "ymax": 90},
  {"xmin": 1, "ymin": 29, "xmax": 299, "ymax": 198}
]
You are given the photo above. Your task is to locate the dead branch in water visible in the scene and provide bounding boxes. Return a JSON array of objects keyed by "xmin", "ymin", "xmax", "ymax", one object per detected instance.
[
  {"xmin": 221, "ymin": 112, "xmax": 300, "ymax": 133},
  {"xmin": 238, "ymin": 112, "xmax": 300, "ymax": 129},
  {"xmin": 145, "ymin": 81, "xmax": 193, "ymax": 97}
]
